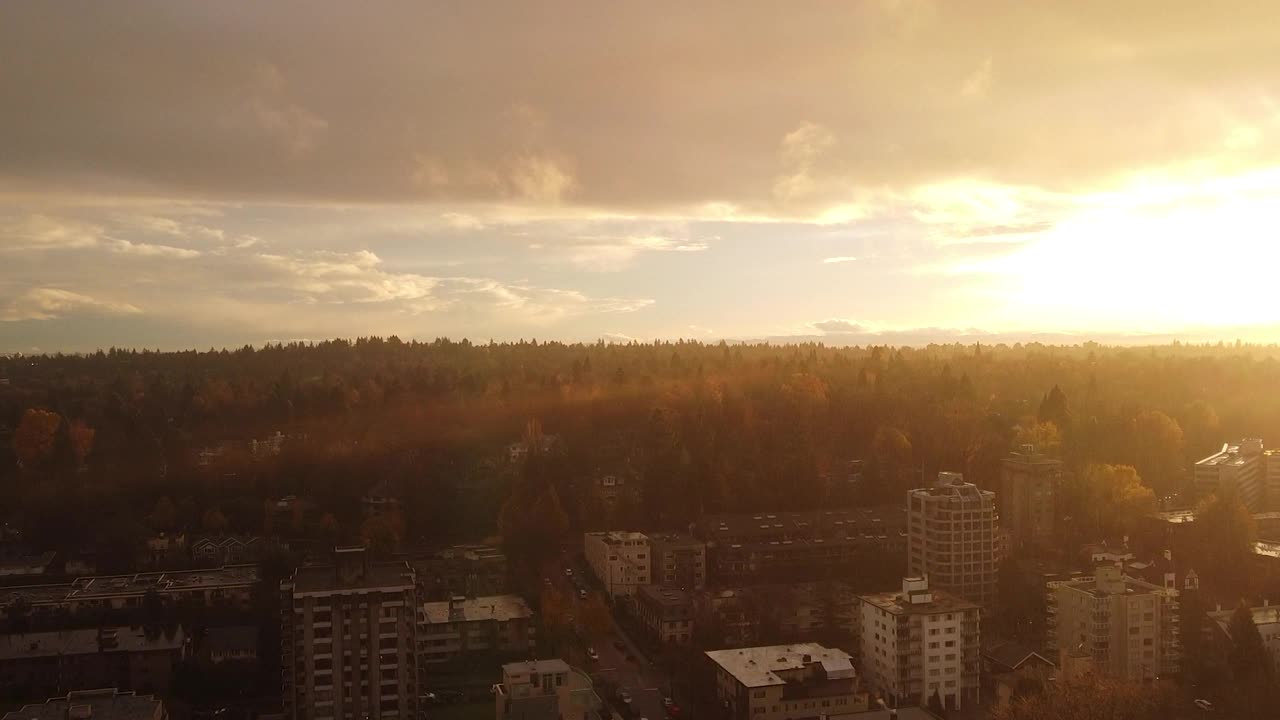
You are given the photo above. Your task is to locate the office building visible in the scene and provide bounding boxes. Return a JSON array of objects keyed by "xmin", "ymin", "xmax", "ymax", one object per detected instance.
[
  {"xmin": 493, "ymin": 659, "xmax": 602, "ymax": 720},
  {"xmin": 281, "ymin": 547, "xmax": 419, "ymax": 720},
  {"xmin": 0, "ymin": 626, "xmax": 187, "ymax": 697},
  {"xmin": 705, "ymin": 643, "xmax": 868, "ymax": 720},
  {"xmin": 697, "ymin": 507, "xmax": 907, "ymax": 583},
  {"xmin": 1000, "ymin": 447, "xmax": 1065, "ymax": 550},
  {"xmin": 647, "ymin": 533, "xmax": 707, "ymax": 589},
  {"xmin": 1048, "ymin": 565, "xmax": 1179, "ymax": 682},
  {"xmin": 906, "ymin": 474, "xmax": 999, "ymax": 610},
  {"xmin": 636, "ymin": 586, "xmax": 694, "ymax": 645},
  {"xmin": 419, "ymin": 594, "xmax": 535, "ymax": 665},
  {"xmin": 859, "ymin": 577, "xmax": 981, "ymax": 711},
  {"xmin": 2, "ymin": 689, "xmax": 167, "ymax": 720},
  {"xmin": 583, "ymin": 532, "xmax": 650, "ymax": 597},
  {"xmin": 1194, "ymin": 439, "xmax": 1265, "ymax": 511},
  {"xmin": 1266, "ymin": 450, "xmax": 1280, "ymax": 511}
]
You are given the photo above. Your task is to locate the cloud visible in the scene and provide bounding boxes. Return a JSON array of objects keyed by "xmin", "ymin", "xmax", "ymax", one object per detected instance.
[
  {"xmin": 110, "ymin": 238, "xmax": 202, "ymax": 258},
  {"xmin": 6, "ymin": 2, "xmax": 1277, "ymax": 217},
  {"xmin": 812, "ymin": 319, "xmax": 874, "ymax": 334},
  {"xmin": 2, "ymin": 288, "xmax": 141, "ymax": 321},
  {"xmin": 1, "ymin": 215, "xmax": 102, "ymax": 250},
  {"xmin": 534, "ymin": 233, "xmax": 710, "ymax": 271},
  {"xmin": 821, "ymin": 256, "xmax": 858, "ymax": 264}
]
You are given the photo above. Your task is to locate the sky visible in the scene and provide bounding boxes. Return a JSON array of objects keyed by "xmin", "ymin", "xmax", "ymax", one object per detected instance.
[{"xmin": 4, "ymin": 1, "xmax": 1280, "ymax": 352}]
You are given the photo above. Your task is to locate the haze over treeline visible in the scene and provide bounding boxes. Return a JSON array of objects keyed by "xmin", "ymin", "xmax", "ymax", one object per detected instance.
[{"xmin": 3, "ymin": 338, "xmax": 1278, "ymax": 564}]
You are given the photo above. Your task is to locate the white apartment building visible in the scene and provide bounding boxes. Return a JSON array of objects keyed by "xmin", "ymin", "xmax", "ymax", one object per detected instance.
[
  {"xmin": 907, "ymin": 474, "xmax": 999, "ymax": 611},
  {"xmin": 493, "ymin": 659, "xmax": 602, "ymax": 720},
  {"xmin": 859, "ymin": 577, "xmax": 981, "ymax": 711},
  {"xmin": 281, "ymin": 547, "xmax": 419, "ymax": 720},
  {"xmin": 419, "ymin": 595, "xmax": 535, "ymax": 665},
  {"xmin": 583, "ymin": 532, "xmax": 650, "ymax": 597},
  {"xmin": 705, "ymin": 643, "xmax": 868, "ymax": 720},
  {"xmin": 1049, "ymin": 565, "xmax": 1179, "ymax": 682},
  {"xmin": 1194, "ymin": 438, "xmax": 1264, "ymax": 511}
]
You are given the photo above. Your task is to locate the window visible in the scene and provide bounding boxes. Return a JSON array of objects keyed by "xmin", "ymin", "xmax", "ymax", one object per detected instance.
[
  {"xmin": 945, "ymin": 654, "xmax": 955, "ymax": 661},
  {"xmin": 945, "ymin": 640, "xmax": 955, "ymax": 648},
  {"xmin": 928, "ymin": 642, "xmax": 939, "ymax": 649}
]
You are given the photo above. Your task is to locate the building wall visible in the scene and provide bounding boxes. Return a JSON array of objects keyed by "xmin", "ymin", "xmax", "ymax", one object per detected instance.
[
  {"xmin": 1000, "ymin": 455, "xmax": 1063, "ymax": 549},
  {"xmin": 419, "ymin": 616, "xmax": 535, "ymax": 664},
  {"xmin": 283, "ymin": 582, "xmax": 418, "ymax": 720},
  {"xmin": 907, "ymin": 482, "xmax": 999, "ymax": 611},
  {"xmin": 859, "ymin": 599, "xmax": 979, "ymax": 710},
  {"xmin": 583, "ymin": 533, "xmax": 650, "ymax": 597},
  {"xmin": 1050, "ymin": 569, "xmax": 1177, "ymax": 682}
]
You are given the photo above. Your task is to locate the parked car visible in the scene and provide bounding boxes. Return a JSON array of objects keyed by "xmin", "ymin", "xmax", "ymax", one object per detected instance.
[
  {"xmin": 617, "ymin": 690, "xmax": 632, "ymax": 706},
  {"xmin": 579, "ymin": 589, "xmax": 588, "ymax": 600},
  {"xmin": 565, "ymin": 567, "xmax": 574, "ymax": 576},
  {"xmin": 1194, "ymin": 699, "xmax": 1214, "ymax": 712},
  {"xmin": 587, "ymin": 647, "xmax": 599, "ymax": 662}
]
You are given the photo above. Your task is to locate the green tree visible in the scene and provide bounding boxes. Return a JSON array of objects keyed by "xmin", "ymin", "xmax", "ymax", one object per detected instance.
[
  {"xmin": 1193, "ymin": 490, "xmax": 1257, "ymax": 592},
  {"xmin": 202, "ymin": 507, "xmax": 229, "ymax": 533},
  {"xmin": 994, "ymin": 678, "xmax": 1180, "ymax": 720},
  {"xmin": 1067, "ymin": 464, "xmax": 1155, "ymax": 538},
  {"xmin": 1130, "ymin": 410, "xmax": 1184, "ymax": 496},
  {"xmin": 1228, "ymin": 602, "xmax": 1273, "ymax": 682}
]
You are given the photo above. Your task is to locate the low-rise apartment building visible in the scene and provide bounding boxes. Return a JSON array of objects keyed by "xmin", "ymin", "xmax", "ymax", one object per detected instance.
[
  {"xmin": 281, "ymin": 547, "xmax": 419, "ymax": 720},
  {"xmin": 705, "ymin": 643, "xmax": 868, "ymax": 720},
  {"xmin": 859, "ymin": 577, "xmax": 981, "ymax": 711},
  {"xmin": 1048, "ymin": 565, "xmax": 1179, "ymax": 682},
  {"xmin": 0, "ymin": 626, "xmax": 187, "ymax": 697},
  {"xmin": 636, "ymin": 585, "xmax": 694, "ymax": 645},
  {"xmin": 647, "ymin": 533, "xmax": 707, "ymax": 590},
  {"xmin": 697, "ymin": 507, "xmax": 907, "ymax": 583},
  {"xmin": 2, "ymin": 689, "xmax": 167, "ymax": 720},
  {"xmin": 419, "ymin": 594, "xmax": 535, "ymax": 665},
  {"xmin": 583, "ymin": 532, "xmax": 650, "ymax": 597},
  {"xmin": 493, "ymin": 659, "xmax": 602, "ymax": 720},
  {"xmin": 413, "ymin": 544, "xmax": 508, "ymax": 600}
]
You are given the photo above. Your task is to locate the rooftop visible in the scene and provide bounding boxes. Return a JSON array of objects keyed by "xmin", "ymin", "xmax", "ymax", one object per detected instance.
[
  {"xmin": 422, "ymin": 594, "xmax": 533, "ymax": 624},
  {"xmin": 289, "ymin": 560, "xmax": 415, "ymax": 594},
  {"xmin": 1208, "ymin": 604, "xmax": 1280, "ymax": 636},
  {"xmin": 909, "ymin": 478, "xmax": 994, "ymax": 500},
  {"xmin": 638, "ymin": 585, "xmax": 691, "ymax": 606},
  {"xmin": 1056, "ymin": 571, "xmax": 1166, "ymax": 598},
  {"xmin": 700, "ymin": 506, "xmax": 905, "ymax": 542},
  {"xmin": 1, "ymin": 565, "xmax": 258, "ymax": 607},
  {"xmin": 859, "ymin": 585, "xmax": 979, "ymax": 615},
  {"xmin": 983, "ymin": 641, "xmax": 1056, "ymax": 673},
  {"xmin": 502, "ymin": 658, "xmax": 572, "ymax": 677},
  {"xmin": 2, "ymin": 690, "xmax": 164, "ymax": 720},
  {"xmin": 585, "ymin": 531, "xmax": 648, "ymax": 545},
  {"xmin": 706, "ymin": 643, "xmax": 855, "ymax": 689},
  {"xmin": 646, "ymin": 532, "xmax": 703, "ymax": 549},
  {"xmin": 0, "ymin": 626, "xmax": 186, "ymax": 661},
  {"xmin": 1196, "ymin": 439, "xmax": 1264, "ymax": 468}
]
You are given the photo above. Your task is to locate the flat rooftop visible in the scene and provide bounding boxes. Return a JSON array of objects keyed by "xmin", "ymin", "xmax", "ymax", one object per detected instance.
[
  {"xmin": 1056, "ymin": 575, "xmax": 1165, "ymax": 598},
  {"xmin": 638, "ymin": 585, "xmax": 691, "ymax": 606},
  {"xmin": 1208, "ymin": 604, "xmax": 1280, "ymax": 633},
  {"xmin": 700, "ymin": 506, "xmax": 905, "ymax": 541},
  {"xmin": 0, "ymin": 625, "xmax": 186, "ymax": 661},
  {"xmin": 2, "ymin": 690, "xmax": 163, "ymax": 720},
  {"xmin": 584, "ymin": 531, "xmax": 648, "ymax": 545},
  {"xmin": 422, "ymin": 594, "xmax": 533, "ymax": 624},
  {"xmin": 503, "ymin": 658, "xmax": 572, "ymax": 676},
  {"xmin": 859, "ymin": 587, "xmax": 979, "ymax": 615},
  {"xmin": 290, "ymin": 561, "xmax": 414, "ymax": 593},
  {"xmin": 706, "ymin": 643, "xmax": 855, "ymax": 689},
  {"xmin": 0, "ymin": 565, "xmax": 258, "ymax": 606}
]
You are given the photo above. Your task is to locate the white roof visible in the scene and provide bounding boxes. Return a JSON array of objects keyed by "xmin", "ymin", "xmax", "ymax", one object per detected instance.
[{"xmin": 705, "ymin": 643, "xmax": 854, "ymax": 688}]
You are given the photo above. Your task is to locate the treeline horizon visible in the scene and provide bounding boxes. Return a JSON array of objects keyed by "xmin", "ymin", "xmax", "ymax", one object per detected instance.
[{"xmin": 3, "ymin": 336, "xmax": 1280, "ymax": 576}]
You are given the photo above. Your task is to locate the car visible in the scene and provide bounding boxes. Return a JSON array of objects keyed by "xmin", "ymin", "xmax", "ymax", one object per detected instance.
[
  {"xmin": 565, "ymin": 568, "xmax": 574, "ymax": 576},
  {"xmin": 587, "ymin": 647, "xmax": 599, "ymax": 661},
  {"xmin": 1194, "ymin": 699, "xmax": 1214, "ymax": 712},
  {"xmin": 579, "ymin": 589, "xmax": 588, "ymax": 600},
  {"xmin": 617, "ymin": 690, "xmax": 632, "ymax": 705},
  {"xmin": 663, "ymin": 698, "xmax": 673, "ymax": 709},
  {"xmin": 667, "ymin": 705, "xmax": 681, "ymax": 717}
]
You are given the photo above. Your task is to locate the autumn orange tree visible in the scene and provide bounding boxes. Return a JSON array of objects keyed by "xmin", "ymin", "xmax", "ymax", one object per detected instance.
[{"xmin": 13, "ymin": 408, "xmax": 62, "ymax": 470}]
